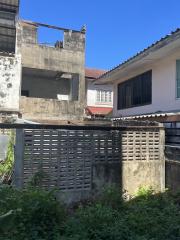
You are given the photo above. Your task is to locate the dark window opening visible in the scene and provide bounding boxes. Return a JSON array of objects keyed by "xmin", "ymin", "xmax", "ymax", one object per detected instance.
[
  {"xmin": 0, "ymin": 25, "xmax": 16, "ymax": 52},
  {"xmin": 21, "ymin": 68, "xmax": 79, "ymax": 101},
  {"xmin": 0, "ymin": 1, "xmax": 17, "ymax": 53},
  {"xmin": 0, "ymin": 11, "xmax": 15, "ymax": 21},
  {"xmin": 21, "ymin": 90, "xmax": 29, "ymax": 97},
  {"xmin": 117, "ymin": 70, "xmax": 152, "ymax": 110}
]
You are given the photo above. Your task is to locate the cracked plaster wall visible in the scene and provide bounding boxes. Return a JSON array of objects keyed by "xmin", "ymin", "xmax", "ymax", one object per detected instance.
[{"xmin": 0, "ymin": 55, "xmax": 21, "ymax": 112}]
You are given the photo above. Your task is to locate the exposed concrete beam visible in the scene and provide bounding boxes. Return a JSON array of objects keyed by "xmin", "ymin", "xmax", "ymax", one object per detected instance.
[{"xmin": 21, "ymin": 20, "xmax": 85, "ymax": 34}]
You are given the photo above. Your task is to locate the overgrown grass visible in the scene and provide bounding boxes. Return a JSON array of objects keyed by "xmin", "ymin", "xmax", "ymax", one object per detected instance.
[{"xmin": 0, "ymin": 185, "xmax": 180, "ymax": 240}]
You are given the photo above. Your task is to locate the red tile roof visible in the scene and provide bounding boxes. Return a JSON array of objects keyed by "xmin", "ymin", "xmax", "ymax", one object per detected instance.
[
  {"xmin": 85, "ymin": 68, "xmax": 107, "ymax": 79},
  {"xmin": 86, "ymin": 106, "xmax": 112, "ymax": 116}
]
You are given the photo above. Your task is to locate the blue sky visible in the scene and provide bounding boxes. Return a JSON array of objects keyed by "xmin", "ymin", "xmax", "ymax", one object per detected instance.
[{"xmin": 20, "ymin": 0, "xmax": 180, "ymax": 70}]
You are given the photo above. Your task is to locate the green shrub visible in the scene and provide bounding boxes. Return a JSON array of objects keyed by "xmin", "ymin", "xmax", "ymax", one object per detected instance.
[
  {"xmin": 0, "ymin": 185, "xmax": 66, "ymax": 240},
  {"xmin": 97, "ymin": 185, "xmax": 123, "ymax": 209},
  {"xmin": 0, "ymin": 131, "xmax": 15, "ymax": 183},
  {"xmin": 0, "ymin": 185, "xmax": 180, "ymax": 240},
  {"xmin": 62, "ymin": 187, "xmax": 180, "ymax": 240},
  {"xmin": 135, "ymin": 186, "xmax": 154, "ymax": 198}
]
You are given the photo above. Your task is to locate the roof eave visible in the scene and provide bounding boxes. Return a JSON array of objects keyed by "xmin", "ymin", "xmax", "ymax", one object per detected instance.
[{"xmin": 95, "ymin": 28, "xmax": 180, "ymax": 84}]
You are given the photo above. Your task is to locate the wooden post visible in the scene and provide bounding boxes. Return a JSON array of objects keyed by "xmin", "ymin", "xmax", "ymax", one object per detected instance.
[{"xmin": 13, "ymin": 129, "xmax": 24, "ymax": 188}]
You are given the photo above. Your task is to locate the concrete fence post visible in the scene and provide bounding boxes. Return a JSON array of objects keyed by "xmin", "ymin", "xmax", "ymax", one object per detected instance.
[
  {"xmin": 13, "ymin": 129, "xmax": 24, "ymax": 188},
  {"xmin": 121, "ymin": 125, "xmax": 166, "ymax": 195},
  {"xmin": 159, "ymin": 124, "xmax": 165, "ymax": 192}
]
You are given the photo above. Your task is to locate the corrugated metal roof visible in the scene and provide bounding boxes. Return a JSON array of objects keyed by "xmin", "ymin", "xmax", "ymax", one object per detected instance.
[
  {"xmin": 113, "ymin": 110, "xmax": 180, "ymax": 120},
  {"xmin": 98, "ymin": 28, "xmax": 180, "ymax": 80}
]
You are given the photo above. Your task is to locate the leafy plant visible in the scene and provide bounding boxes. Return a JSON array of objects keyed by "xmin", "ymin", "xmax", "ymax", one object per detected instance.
[
  {"xmin": 0, "ymin": 185, "xmax": 180, "ymax": 240},
  {"xmin": 135, "ymin": 186, "xmax": 154, "ymax": 198},
  {"xmin": 0, "ymin": 185, "xmax": 66, "ymax": 240},
  {"xmin": 0, "ymin": 131, "xmax": 15, "ymax": 184},
  {"xmin": 96, "ymin": 185, "xmax": 123, "ymax": 209}
]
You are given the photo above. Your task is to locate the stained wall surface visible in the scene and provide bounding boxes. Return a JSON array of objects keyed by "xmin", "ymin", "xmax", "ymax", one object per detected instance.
[
  {"xmin": 18, "ymin": 21, "xmax": 86, "ymax": 121},
  {"xmin": 0, "ymin": 55, "xmax": 21, "ymax": 112}
]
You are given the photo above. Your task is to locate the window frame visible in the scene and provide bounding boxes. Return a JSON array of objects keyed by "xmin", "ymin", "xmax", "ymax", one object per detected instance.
[
  {"xmin": 117, "ymin": 70, "xmax": 152, "ymax": 110},
  {"xmin": 21, "ymin": 90, "xmax": 29, "ymax": 97},
  {"xmin": 96, "ymin": 90, "xmax": 112, "ymax": 104},
  {"xmin": 176, "ymin": 60, "xmax": 180, "ymax": 99}
]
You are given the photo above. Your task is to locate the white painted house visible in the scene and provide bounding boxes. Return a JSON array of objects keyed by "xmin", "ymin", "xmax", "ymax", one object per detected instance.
[
  {"xmin": 85, "ymin": 68, "xmax": 113, "ymax": 117},
  {"xmin": 96, "ymin": 29, "xmax": 180, "ymax": 122}
]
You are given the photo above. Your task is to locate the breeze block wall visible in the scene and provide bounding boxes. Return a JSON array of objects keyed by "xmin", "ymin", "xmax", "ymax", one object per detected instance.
[{"xmin": 13, "ymin": 123, "xmax": 165, "ymax": 204}]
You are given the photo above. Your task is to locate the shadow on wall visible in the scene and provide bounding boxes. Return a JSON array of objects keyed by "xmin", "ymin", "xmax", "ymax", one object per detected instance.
[{"xmin": 165, "ymin": 146, "xmax": 180, "ymax": 192}]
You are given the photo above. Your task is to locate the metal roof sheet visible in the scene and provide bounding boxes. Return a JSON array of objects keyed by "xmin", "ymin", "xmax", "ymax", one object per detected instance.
[{"xmin": 98, "ymin": 28, "xmax": 180, "ymax": 80}]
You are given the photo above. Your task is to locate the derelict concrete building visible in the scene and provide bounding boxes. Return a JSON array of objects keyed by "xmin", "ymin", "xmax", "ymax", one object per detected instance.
[
  {"xmin": 0, "ymin": 0, "xmax": 86, "ymax": 123},
  {"xmin": 18, "ymin": 21, "xmax": 86, "ymax": 123}
]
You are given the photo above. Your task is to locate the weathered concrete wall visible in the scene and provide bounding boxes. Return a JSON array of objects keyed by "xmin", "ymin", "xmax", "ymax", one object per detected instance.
[
  {"xmin": 58, "ymin": 162, "xmax": 122, "ymax": 204},
  {"xmin": 92, "ymin": 162, "xmax": 121, "ymax": 191},
  {"xmin": 92, "ymin": 160, "xmax": 164, "ymax": 197},
  {"xmin": 14, "ymin": 125, "xmax": 165, "ymax": 204},
  {"xmin": 58, "ymin": 159, "xmax": 165, "ymax": 203},
  {"xmin": 17, "ymin": 21, "xmax": 86, "ymax": 121},
  {"xmin": 18, "ymin": 21, "xmax": 85, "ymax": 74},
  {"xmin": 165, "ymin": 146, "xmax": 180, "ymax": 192},
  {"xmin": 0, "ymin": 0, "xmax": 21, "ymax": 116},
  {"xmin": 20, "ymin": 22, "xmax": 38, "ymax": 44},
  {"xmin": 165, "ymin": 160, "xmax": 180, "ymax": 192},
  {"xmin": 64, "ymin": 30, "xmax": 85, "ymax": 52},
  {"xmin": 0, "ymin": 134, "xmax": 10, "ymax": 161},
  {"xmin": 0, "ymin": 55, "xmax": 21, "ymax": 112},
  {"xmin": 20, "ymin": 96, "xmax": 84, "ymax": 121},
  {"xmin": 20, "ymin": 43, "xmax": 85, "ymax": 74},
  {"xmin": 122, "ymin": 160, "xmax": 165, "ymax": 195}
]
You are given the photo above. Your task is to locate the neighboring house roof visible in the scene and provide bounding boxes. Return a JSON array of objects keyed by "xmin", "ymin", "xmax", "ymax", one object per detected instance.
[
  {"xmin": 85, "ymin": 68, "xmax": 107, "ymax": 79},
  {"xmin": 113, "ymin": 110, "xmax": 180, "ymax": 122},
  {"xmin": 86, "ymin": 106, "xmax": 112, "ymax": 116},
  {"xmin": 97, "ymin": 28, "xmax": 180, "ymax": 83}
]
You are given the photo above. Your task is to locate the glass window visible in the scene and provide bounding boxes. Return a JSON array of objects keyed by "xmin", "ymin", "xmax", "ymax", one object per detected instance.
[
  {"xmin": 108, "ymin": 91, "xmax": 112, "ymax": 102},
  {"xmin": 96, "ymin": 90, "xmax": 100, "ymax": 102},
  {"xmin": 96, "ymin": 90, "xmax": 112, "ymax": 103},
  {"xmin": 117, "ymin": 70, "xmax": 152, "ymax": 110}
]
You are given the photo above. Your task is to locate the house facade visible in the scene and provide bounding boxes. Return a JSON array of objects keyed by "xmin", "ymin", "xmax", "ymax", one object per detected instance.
[
  {"xmin": 97, "ymin": 29, "xmax": 180, "ymax": 122},
  {"xmin": 85, "ymin": 68, "xmax": 113, "ymax": 118}
]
